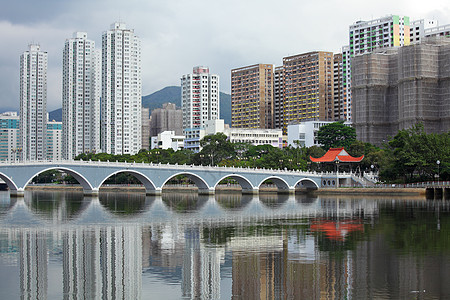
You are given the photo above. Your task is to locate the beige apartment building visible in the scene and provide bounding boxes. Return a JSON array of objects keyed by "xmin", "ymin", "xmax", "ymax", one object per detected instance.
[
  {"xmin": 231, "ymin": 64, "xmax": 274, "ymax": 129},
  {"xmin": 282, "ymin": 51, "xmax": 334, "ymax": 132}
]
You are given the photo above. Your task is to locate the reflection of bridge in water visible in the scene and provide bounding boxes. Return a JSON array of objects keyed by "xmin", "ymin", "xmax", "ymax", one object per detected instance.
[
  {"xmin": 0, "ymin": 192, "xmax": 392, "ymax": 226},
  {"xmin": 0, "ymin": 161, "xmax": 364, "ymax": 196}
]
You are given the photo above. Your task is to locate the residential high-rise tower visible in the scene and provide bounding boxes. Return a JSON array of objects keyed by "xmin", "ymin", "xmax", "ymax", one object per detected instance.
[
  {"xmin": 231, "ymin": 64, "xmax": 274, "ymax": 129},
  {"xmin": 19, "ymin": 44, "xmax": 47, "ymax": 161},
  {"xmin": 62, "ymin": 32, "xmax": 101, "ymax": 159},
  {"xmin": 101, "ymin": 22, "xmax": 142, "ymax": 155},
  {"xmin": 181, "ymin": 66, "xmax": 219, "ymax": 130},
  {"xmin": 282, "ymin": 51, "xmax": 334, "ymax": 132}
]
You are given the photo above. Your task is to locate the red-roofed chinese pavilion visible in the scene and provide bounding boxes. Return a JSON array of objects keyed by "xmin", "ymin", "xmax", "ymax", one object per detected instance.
[{"xmin": 310, "ymin": 147, "xmax": 364, "ymax": 163}]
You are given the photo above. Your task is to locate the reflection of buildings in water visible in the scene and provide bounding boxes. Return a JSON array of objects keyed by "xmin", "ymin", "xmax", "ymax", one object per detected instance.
[
  {"xmin": 230, "ymin": 233, "xmax": 286, "ymax": 299},
  {"xmin": 20, "ymin": 229, "xmax": 48, "ymax": 300},
  {"xmin": 62, "ymin": 225, "xmax": 142, "ymax": 299},
  {"xmin": 142, "ymin": 223, "xmax": 186, "ymax": 272},
  {"xmin": 319, "ymin": 197, "xmax": 379, "ymax": 218},
  {"xmin": 228, "ymin": 228, "xmax": 355, "ymax": 299},
  {"xmin": 182, "ymin": 227, "xmax": 223, "ymax": 300},
  {"xmin": 351, "ymin": 235, "xmax": 450, "ymax": 299}
]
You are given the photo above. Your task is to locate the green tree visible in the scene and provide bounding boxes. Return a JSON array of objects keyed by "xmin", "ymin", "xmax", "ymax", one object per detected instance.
[
  {"xmin": 381, "ymin": 123, "xmax": 450, "ymax": 183},
  {"xmin": 317, "ymin": 121, "xmax": 356, "ymax": 150},
  {"xmin": 198, "ymin": 133, "xmax": 235, "ymax": 166}
]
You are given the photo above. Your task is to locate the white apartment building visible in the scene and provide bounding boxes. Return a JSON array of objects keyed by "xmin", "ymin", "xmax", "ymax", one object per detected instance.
[
  {"xmin": 101, "ymin": 22, "xmax": 142, "ymax": 155},
  {"xmin": 181, "ymin": 66, "xmax": 219, "ymax": 130},
  {"xmin": 0, "ymin": 112, "xmax": 20, "ymax": 162},
  {"xmin": 287, "ymin": 121, "xmax": 352, "ymax": 148},
  {"xmin": 20, "ymin": 44, "xmax": 47, "ymax": 161},
  {"xmin": 62, "ymin": 32, "xmax": 101, "ymax": 159},
  {"xmin": 181, "ymin": 66, "xmax": 219, "ymax": 151}
]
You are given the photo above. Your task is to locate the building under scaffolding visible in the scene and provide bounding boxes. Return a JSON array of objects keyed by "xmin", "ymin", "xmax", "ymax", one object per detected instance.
[{"xmin": 352, "ymin": 37, "xmax": 450, "ymax": 145}]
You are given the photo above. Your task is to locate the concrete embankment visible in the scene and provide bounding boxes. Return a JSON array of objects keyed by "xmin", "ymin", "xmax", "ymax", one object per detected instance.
[
  {"xmin": 313, "ymin": 187, "xmax": 427, "ymax": 196},
  {"xmin": 23, "ymin": 185, "xmax": 428, "ymax": 196}
]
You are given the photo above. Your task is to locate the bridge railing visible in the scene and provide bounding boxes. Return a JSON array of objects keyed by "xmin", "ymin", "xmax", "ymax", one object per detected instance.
[{"xmin": 0, "ymin": 159, "xmax": 364, "ymax": 179}]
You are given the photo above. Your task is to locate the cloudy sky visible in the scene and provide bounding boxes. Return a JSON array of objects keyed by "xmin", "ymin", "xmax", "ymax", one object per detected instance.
[{"xmin": 1, "ymin": 0, "xmax": 449, "ymax": 111}]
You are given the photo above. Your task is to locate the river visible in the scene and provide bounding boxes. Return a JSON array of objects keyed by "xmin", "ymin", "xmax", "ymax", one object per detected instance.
[{"xmin": 0, "ymin": 190, "xmax": 449, "ymax": 299}]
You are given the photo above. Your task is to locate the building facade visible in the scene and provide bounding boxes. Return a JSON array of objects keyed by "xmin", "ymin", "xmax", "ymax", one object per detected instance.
[
  {"xmin": 352, "ymin": 37, "xmax": 450, "ymax": 145},
  {"xmin": 0, "ymin": 112, "xmax": 20, "ymax": 162},
  {"xmin": 273, "ymin": 66, "xmax": 284, "ymax": 129},
  {"xmin": 20, "ymin": 44, "xmax": 47, "ymax": 161},
  {"xmin": 282, "ymin": 51, "xmax": 334, "ymax": 131},
  {"xmin": 47, "ymin": 120, "xmax": 62, "ymax": 160},
  {"xmin": 409, "ymin": 19, "xmax": 439, "ymax": 44},
  {"xmin": 151, "ymin": 131, "xmax": 185, "ymax": 151},
  {"xmin": 231, "ymin": 64, "xmax": 274, "ymax": 129},
  {"xmin": 181, "ymin": 66, "xmax": 219, "ymax": 151},
  {"xmin": 333, "ymin": 54, "xmax": 347, "ymax": 121},
  {"xmin": 101, "ymin": 22, "xmax": 142, "ymax": 155},
  {"xmin": 181, "ymin": 66, "xmax": 219, "ymax": 130},
  {"xmin": 141, "ymin": 108, "xmax": 150, "ymax": 150},
  {"xmin": 149, "ymin": 103, "xmax": 183, "ymax": 137},
  {"xmin": 62, "ymin": 32, "xmax": 101, "ymax": 159},
  {"xmin": 205, "ymin": 119, "xmax": 284, "ymax": 148}
]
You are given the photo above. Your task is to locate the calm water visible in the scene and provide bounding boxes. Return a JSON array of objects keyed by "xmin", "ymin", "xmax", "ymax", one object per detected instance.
[{"xmin": 0, "ymin": 190, "xmax": 449, "ymax": 299}]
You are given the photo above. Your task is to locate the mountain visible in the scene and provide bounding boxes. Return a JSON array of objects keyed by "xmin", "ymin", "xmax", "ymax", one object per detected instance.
[
  {"xmin": 48, "ymin": 108, "xmax": 62, "ymax": 122},
  {"xmin": 48, "ymin": 86, "xmax": 232, "ymax": 125}
]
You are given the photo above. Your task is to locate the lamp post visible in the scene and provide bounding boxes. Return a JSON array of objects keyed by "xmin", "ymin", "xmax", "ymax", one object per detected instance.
[
  {"xmin": 437, "ymin": 160, "xmax": 440, "ymax": 185},
  {"xmin": 279, "ymin": 159, "xmax": 284, "ymax": 170},
  {"xmin": 155, "ymin": 150, "xmax": 160, "ymax": 163},
  {"xmin": 336, "ymin": 160, "xmax": 340, "ymax": 188},
  {"xmin": 11, "ymin": 148, "xmax": 16, "ymax": 163}
]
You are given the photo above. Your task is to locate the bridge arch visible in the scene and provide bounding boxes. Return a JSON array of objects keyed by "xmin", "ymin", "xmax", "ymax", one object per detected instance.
[
  {"xmin": 258, "ymin": 176, "xmax": 290, "ymax": 191},
  {"xmin": 214, "ymin": 174, "xmax": 254, "ymax": 191},
  {"xmin": 161, "ymin": 172, "xmax": 210, "ymax": 191},
  {"xmin": 98, "ymin": 170, "xmax": 157, "ymax": 192},
  {"xmin": 0, "ymin": 171, "xmax": 19, "ymax": 191},
  {"xmin": 24, "ymin": 167, "xmax": 94, "ymax": 191},
  {"xmin": 294, "ymin": 178, "xmax": 319, "ymax": 190}
]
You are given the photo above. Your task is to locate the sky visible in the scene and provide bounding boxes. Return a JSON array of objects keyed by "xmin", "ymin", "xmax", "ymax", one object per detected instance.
[{"xmin": 1, "ymin": 0, "xmax": 450, "ymax": 112}]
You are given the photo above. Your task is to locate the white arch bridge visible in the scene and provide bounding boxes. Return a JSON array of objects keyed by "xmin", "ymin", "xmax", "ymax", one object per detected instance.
[{"xmin": 0, "ymin": 160, "xmax": 357, "ymax": 197}]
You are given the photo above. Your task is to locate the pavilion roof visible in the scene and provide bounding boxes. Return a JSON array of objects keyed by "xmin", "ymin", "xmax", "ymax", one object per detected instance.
[{"xmin": 310, "ymin": 147, "xmax": 364, "ymax": 163}]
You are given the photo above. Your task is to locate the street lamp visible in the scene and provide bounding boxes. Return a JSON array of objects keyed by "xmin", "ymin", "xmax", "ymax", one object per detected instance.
[
  {"xmin": 209, "ymin": 153, "xmax": 214, "ymax": 166},
  {"xmin": 437, "ymin": 160, "xmax": 440, "ymax": 185},
  {"xmin": 336, "ymin": 160, "xmax": 340, "ymax": 188},
  {"xmin": 279, "ymin": 159, "xmax": 284, "ymax": 170}
]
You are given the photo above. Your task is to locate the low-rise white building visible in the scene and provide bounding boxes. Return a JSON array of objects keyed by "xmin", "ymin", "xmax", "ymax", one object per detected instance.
[
  {"xmin": 205, "ymin": 119, "xmax": 284, "ymax": 148},
  {"xmin": 288, "ymin": 121, "xmax": 352, "ymax": 148},
  {"xmin": 152, "ymin": 131, "xmax": 184, "ymax": 151}
]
